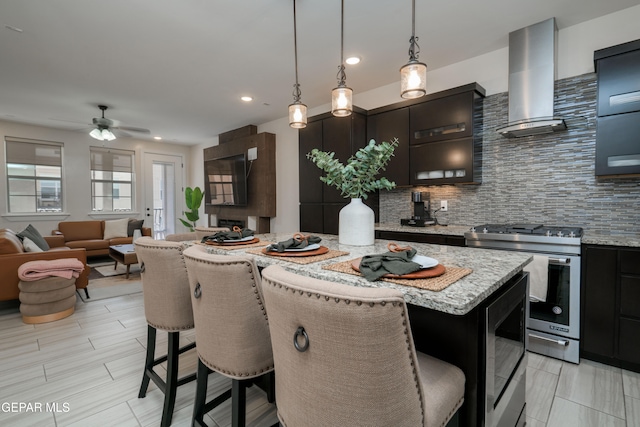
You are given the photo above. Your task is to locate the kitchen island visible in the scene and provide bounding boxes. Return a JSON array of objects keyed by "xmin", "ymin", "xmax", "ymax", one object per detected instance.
[{"xmin": 202, "ymin": 233, "xmax": 532, "ymax": 426}]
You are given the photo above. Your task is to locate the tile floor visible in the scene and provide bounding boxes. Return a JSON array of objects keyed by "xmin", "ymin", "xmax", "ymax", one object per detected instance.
[{"xmin": 0, "ymin": 293, "xmax": 638, "ymax": 426}]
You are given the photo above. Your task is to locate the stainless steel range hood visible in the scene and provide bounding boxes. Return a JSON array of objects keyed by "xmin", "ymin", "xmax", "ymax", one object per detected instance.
[{"xmin": 497, "ymin": 18, "xmax": 567, "ymax": 138}]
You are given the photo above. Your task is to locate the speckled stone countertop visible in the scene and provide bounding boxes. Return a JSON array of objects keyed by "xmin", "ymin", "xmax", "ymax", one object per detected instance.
[
  {"xmin": 203, "ymin": 233, "xmax": 531, "ymax": 316},
  {"xmin": 375, "ymin": 223, "xmax": 470, "ymax": 237},
  {"xmin": 581, "ymin": 233, "xmax": 640, "ymax": 248}
]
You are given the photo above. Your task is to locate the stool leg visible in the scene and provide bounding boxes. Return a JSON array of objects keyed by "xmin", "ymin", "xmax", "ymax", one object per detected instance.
[
  {"xmin": 139, "ymin": 325, "xmax": 156, "ymax": 398},
  {"xmin": 231, "ymin": 379, "xmax": 247, "ymax": 427},
  {"xmin": 193, "ymin": 359, "xmax": 210, "ymax": 427},
  {"xmin": 161, "ymin": 331, "xmax": 180, "ymax": 427}
]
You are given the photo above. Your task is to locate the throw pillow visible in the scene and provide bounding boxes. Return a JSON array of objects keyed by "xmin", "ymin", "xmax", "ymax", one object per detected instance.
[
  {"xmin": 127, "ymin": 218, "xmax": 144, "ymax": 237},
  {"xmin": 17, "ymin": 224, "xmax": 50, "ymax": 251},
  {"xmin": 22, "ymin": 236, "xmax": 44, "ymax": 252},
  {"xmin": 103, "ymin": 218, "xmax": 130, "ymax": 240}
]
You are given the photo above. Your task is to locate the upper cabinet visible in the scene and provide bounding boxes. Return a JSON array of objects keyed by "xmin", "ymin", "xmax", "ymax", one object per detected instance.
[
  {"xmin": 594, "ymin": 39, "xmax": 640, "ymax": 176},
  {"xmin": 367, "ymin": 83, "xmax": 485, "ymax": 186},
  {"xmin": 367, "ymin": 107, "xmax": 410, "ymax": 187},
  {"xmin": 410, "ymin": 92, "xmax": 474, "ymax": 144}
]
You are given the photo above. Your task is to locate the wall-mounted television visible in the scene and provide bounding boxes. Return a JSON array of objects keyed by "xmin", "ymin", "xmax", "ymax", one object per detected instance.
[{"xmin": 204, "ymin": 153, "xmax": 248, "ymax": 206}]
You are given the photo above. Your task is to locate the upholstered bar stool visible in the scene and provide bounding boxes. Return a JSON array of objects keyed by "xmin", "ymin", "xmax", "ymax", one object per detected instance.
[
  {"xmin": 134, "ymin": 237, "xmax": 198, "ymax": 427},
  {"xmin": 183, "ymin": 245, "xmax": 275, "ymax": 427},
  {"xmin": 261, "ymin": 265, "xmax": 466, "ymax": 427},
  {"xmin": 164, "ymin": 227, "xmax": 229, "ymax": 243}
]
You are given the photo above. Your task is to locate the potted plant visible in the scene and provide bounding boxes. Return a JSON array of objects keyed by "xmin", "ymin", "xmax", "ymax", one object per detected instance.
[
  {"xmin": 179, "ymin": 186, "xmax": 203, "ymax": 232},
  {"xmin": 307, "ymin": 138, "xmax": 397, "ymax": 245}
]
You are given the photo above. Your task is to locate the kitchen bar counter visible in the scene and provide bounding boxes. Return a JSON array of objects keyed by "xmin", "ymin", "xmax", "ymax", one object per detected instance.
[
  {"xmin": 203, "ymin": 233, "xmax": 531, "ymax": 315},
  {"xmin": 201, "ymin": 232, "xmax": 530, "ymax": 426}
]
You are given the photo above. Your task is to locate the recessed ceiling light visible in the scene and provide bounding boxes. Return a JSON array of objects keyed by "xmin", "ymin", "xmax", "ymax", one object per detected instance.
[
  {"xmin": 241, "ymin": 96, "xmax": 253, "ymax": 102},
  {"xmin": 153, "ymin": 136, "xmax": 162, "ymax": 140},
  {"xmin": 5, "ymin": 25, "xmax": 23, "ymax": 33},
  {"xmin": 345, "ymin": 56, "xmax": 361, "ymax": 65}
]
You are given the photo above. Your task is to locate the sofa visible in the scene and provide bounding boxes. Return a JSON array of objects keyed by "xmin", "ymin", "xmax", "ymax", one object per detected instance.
[
  {"xmin": 53, "ymin": 220, "xmax": 152, "ymax": 258},
  {"xmin": 0, "ymin": 229, "xmax": 89, "ymax": 302}
]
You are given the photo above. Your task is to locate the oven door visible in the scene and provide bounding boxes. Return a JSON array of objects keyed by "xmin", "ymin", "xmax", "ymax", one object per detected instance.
[
  {"xmin": 527, "ymin": 253, "xmax": 581, "ymax": 340},
  {"xmin": 486, "ymin": 276, "xmax": 527, "ymax": 427}
]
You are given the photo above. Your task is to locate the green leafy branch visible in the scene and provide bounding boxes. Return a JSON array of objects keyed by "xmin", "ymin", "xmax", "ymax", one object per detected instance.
[
  {"xmin": 306, "ymin": 138, "xmax": 398, "ymax": 199},
  {"xmin": 179, "ymin": 186, "xmax": 203, "ymax": 232}
]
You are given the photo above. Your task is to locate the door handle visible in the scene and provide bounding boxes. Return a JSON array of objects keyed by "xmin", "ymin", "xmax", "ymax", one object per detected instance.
[{"xmin": 529, "ymin": 333, "xmax": 569, "ymax": 346}]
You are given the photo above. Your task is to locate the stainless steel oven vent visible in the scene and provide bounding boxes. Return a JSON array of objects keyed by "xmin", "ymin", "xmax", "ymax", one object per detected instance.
[{"xmin": 496, "ymin": 18, "xmax": 567, "ymax": 138}]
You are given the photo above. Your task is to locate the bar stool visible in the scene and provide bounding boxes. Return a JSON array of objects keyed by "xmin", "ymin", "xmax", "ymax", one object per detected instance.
[
  {"xmin": 134, "ymin": 237, "xmax": 199, "ymax": 427},
  {"xmin": 183, "ymin": 245, "xmax": 275, "ymax": 427},
  {"xmin": 261, "ymin": 264, "xmax": 466, "ymax": 427}
]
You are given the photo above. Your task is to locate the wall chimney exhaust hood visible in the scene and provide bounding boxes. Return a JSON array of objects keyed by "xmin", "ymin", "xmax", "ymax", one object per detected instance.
[{"xmin": 496, "ymin": 18, "xmax": 567, "ymax": 138}]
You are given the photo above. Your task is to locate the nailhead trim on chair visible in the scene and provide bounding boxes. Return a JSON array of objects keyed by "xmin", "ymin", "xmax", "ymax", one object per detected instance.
[
  {"xmin": 262, "ymin": 276, "xmax": 427, "ymax": 425},
  {"xmin": 137, "ymin": 242, "xmax": 194, "ymax": 332},
  {"xmin": 183, "ymin": 253, "xmax": 274, "ymax": 377}
]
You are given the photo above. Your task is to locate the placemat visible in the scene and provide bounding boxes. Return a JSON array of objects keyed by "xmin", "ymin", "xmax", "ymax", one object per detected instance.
[
  {"xmin": 201, "ymin": 240, "xmax": 274, "ymax": 250},
  {"xmin": 322, "ymin": 259, "xmax": 473, "ymax": 292},
  {"xmin": 246, "ymin": 248, "xmax": 350, "ymax": 265}
]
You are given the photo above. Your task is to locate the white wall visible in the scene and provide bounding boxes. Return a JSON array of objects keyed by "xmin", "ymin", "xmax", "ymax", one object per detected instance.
[
  {"xmin": 258, "ymin": 4, "xmax": 640, "ymax": 233},
  {"xmin": 0, "ymin": 119, "xmax": 192, "ymax": 235}
]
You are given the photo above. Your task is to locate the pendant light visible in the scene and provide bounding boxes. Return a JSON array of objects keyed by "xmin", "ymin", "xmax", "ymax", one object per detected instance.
[
  {"xmin": 331, "ymin": 0, "xmax": 352, "ymax": 117},
  {"xmin": 400, "ymin": 0, "xmax": 427, "ymax": 99},
  {"xmin": 288, "ymin": 0, "xmax": 307, "ymax": 128}
]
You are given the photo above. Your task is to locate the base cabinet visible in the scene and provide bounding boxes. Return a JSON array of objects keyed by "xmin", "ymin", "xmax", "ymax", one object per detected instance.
[
  {"xmin": 581, "ymin": 244, "xmax": 640, "ymax": 371},
  {"xmin": 375, "ymin": 230, "xmax": 465, "ymax": 247}
]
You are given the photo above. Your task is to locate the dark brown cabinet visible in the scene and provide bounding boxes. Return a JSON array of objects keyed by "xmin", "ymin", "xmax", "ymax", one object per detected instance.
[
  {"xmin": 581, "ymin": 244, "xmax": 640, "ymax": 372},
  {"xmin": 375, "ymin": 230, "xmax": 465, "ymax": 247},
  {"xmin": 367, "ymin": 107, "xmax": 410, "ymax": 187},
  {"xmin": 594, "ymin": 39, "xmax": 640, "ymax": 176},
  {"xmin": 410, "ymin": 91, "xmax": 474, "ymax": 144},
  {"xmin": 299, "ymin": 110, "xmax": 376, "ymax": 234}
]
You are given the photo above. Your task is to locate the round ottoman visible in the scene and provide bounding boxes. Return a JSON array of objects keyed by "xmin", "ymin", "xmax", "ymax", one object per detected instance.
[{"xmin": 19, "ymin": 277, "xmax": 77, "ymax": 324}]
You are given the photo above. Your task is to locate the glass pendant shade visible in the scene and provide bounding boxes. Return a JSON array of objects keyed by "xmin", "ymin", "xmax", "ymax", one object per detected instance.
[
  {"xmin": 288, "ymin": 102, "xmax": 307, "ymax": 128},
  {"xmin": 400, "ymin": 61, "xmax": 427, "ymax": 99},
  {"xmin": 331, "ymin": 85, "xmax": 353, "ymax": 117},
  {"xmin": 90, "ymin": 127, "xmax": 116, "ymax": 141}
]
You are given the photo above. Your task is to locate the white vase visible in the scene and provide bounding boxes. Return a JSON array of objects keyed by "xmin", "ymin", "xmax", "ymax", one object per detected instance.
[{"xmin": 339, "ymin": 198, "xmax": 375, "ymax": 246}]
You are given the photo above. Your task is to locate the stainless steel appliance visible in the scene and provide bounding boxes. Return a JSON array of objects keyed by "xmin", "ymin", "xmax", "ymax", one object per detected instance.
[
  {"xmin": 465, "ymin": 224, "xmax": 583, "ymax": 364},
  {"xmin": 485, "ymin": 276, "xmax": 528, "ymax": 427},
  {"xmin": 400, "ymin": 191, "xmax": 434, "ymax": 227}
]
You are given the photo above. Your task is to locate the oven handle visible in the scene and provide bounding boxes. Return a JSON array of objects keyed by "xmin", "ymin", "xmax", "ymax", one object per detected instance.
[
  {"xmin": 549, "ymin": 257, "xmax": 569, "ymax": 264},
  {"xmin": 529, "ymin": 333, "xmax": 570, "ymax": 346}
]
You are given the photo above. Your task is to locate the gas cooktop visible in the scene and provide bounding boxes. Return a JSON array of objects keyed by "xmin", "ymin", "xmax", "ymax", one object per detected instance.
[{"xmin": 469, "ymin": 224, "xmax": 583, "ymax": 238}]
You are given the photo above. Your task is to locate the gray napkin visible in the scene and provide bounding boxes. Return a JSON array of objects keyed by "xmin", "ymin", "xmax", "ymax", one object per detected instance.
[
  {"xmin": 359, "ymin": 248, "xmax": 422, "ymax": 281},
  {"xmin": 267, "ymin": 235, "xmax": 322, "ymax": 252},
  {"xmin": 202, "ymin": 228, "xmax": 254, "ymax": 243}
]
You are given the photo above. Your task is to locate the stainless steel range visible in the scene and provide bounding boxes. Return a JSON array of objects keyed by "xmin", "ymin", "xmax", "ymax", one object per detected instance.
[{"xmin": 465, "ymin": 223, "xmax": 583, "ymax": 364}]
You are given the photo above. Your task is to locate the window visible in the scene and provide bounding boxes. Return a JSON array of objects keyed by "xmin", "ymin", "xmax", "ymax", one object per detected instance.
[
  {"xmin": 90, "ymin": 147, "xmax": 134, "ymax": 212},
  {"xmin": 5, "ymin": 138, "xmax": 63, "ymax": 213}
]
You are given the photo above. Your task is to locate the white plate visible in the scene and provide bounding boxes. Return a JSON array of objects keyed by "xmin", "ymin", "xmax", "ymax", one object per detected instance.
[
  {"xmin": 268, "ymin": 243, "xmax": 321, "ymax": 252},
  {"xmin": 411, "ymin": 254, "xmax": 439, "ymax": 269},
  {"xmin": 222, "ymin": 235, "xmax": 255, "ymax": 243}
]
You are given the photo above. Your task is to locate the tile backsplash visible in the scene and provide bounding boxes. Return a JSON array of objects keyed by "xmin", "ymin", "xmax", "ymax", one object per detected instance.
[{"xmin": 380, "ymin": 73, "xmax": 640, "ymax": 236}]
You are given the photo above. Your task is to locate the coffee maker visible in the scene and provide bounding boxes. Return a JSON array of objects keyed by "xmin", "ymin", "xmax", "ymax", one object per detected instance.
[{"xmin": 401, "ymin": 191, "xmax": 434, "ymax": 227}]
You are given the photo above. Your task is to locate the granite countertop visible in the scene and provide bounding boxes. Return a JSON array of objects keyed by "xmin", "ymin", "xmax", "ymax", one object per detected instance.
[
  {"xmin": 375, "ymin": 223, "xmax": 470, "ymax": 237},
  {"xmin": 581, "ymin": 233, "xmax": 640, "ymax": 248},
  {"xmin": 202, "ymin": 233, "xmax": 531, "ymax": 316}
]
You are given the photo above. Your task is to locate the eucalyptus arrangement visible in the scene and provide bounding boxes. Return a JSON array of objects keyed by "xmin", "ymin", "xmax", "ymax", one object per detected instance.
[
  {"xmin": 179, "ymin": 186, "xmax": 203, "ymax": 232},
  {"xmin": 306, "ymin": 138, "xmax": 398, "ymax": 199}
]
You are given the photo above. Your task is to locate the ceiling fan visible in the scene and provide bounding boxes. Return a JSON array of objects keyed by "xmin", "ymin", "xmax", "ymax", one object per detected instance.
[{"xmin": 89, "ymin": 105, "xmax": 150, "ymax": 141}]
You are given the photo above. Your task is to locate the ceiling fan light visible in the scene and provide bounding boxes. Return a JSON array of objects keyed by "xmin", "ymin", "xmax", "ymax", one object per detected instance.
[
  {"xmin": 400, "ymin": 61, "xmax": 427, "ymax": 99},
  {"xmin": 102, "ymin": 129, "xmax": 116, "ymax": 141},
  {"xmin": 89, "ymin": 128, "xmax": 104, "ymax": 140},
  {"xmin": 289, "ymin": 102, "xmax": 307, "ymax": 129}
]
